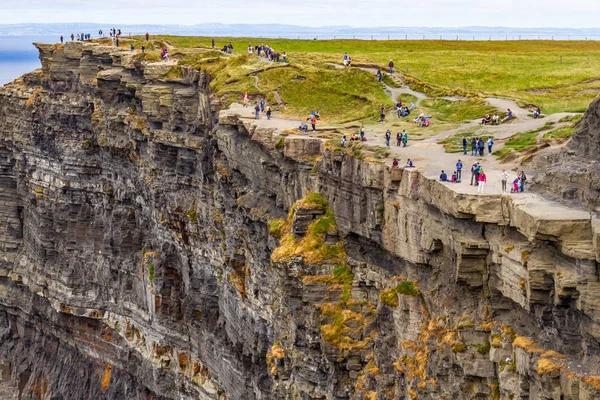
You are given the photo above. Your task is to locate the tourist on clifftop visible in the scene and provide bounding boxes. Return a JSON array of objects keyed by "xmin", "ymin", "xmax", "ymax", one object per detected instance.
[
  {"xmin": 477, "ymin": 169, "xmax": 487, "ymax": 193},
  {"xmin": 456, "ymin": 159, "xmax": 463, "ymax": 181},
  {"xmin": 439, "ymin": 171, "xmax": 448, "ymax": 182},
  {"xmin": 385, "ymin": 130, "xmax": 391, "ymax": 146},
  {"xmin": 462, "ymin": 136, "xmax": 468, "ymax": 155},
  {"xmin": 254, "ymin": 104, "xmax": 260, "ymax": 119},
  {"xmin": 500, "ymin": 169, "xmax": 509, "ymax": 193}
]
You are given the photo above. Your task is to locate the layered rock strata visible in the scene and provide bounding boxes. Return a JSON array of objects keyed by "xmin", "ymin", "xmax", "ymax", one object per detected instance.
[{"xmin": 0, "ymin": 41, "xmax": 599, "ymax": 399}]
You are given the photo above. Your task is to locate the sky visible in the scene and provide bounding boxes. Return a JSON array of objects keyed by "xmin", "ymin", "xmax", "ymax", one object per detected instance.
[{"xmin": 0, "ymin": 0, "xmax": 598, "ymax": 28}]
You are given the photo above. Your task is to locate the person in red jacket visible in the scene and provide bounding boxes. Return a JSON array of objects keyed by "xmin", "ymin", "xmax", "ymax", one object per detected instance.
[
  {"xmin": 388, "ymin": 60, "xmax": 394, "ymax": 74},
  {"xmin": 145, "ymin": 32, "xmax": 149, "ymax": 41},
  {"xmin": 477, "ymin": 169, "xmax": 487, "ymax": 193}
]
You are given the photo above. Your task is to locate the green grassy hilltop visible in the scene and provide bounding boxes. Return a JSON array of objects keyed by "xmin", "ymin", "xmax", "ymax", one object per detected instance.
[{"xmin": 118, "ymin": 35, "xmax": 599, "ymax": 137}]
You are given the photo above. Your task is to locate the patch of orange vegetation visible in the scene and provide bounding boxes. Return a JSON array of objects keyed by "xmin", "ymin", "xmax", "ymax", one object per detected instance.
[
  {"xmin": 512, "ymin": 335, "xmax": 544, "ymax": 354},
  {"xmin": 101, "ymin": 363, "xmax": 113, "ymax": 392},
  {"xmin": 178, "ymin": 352, "xmax": 188, "ymax": 371},
  {"xmin": 537, "ymin": 358, "xmax": 564, "ymax": 375},
  {"xmin": 583, "ymin": 376, "xmax": 600, "ymax": 390},
  {"xmin": 541, "ymin": 350, "xmax": 566, "ymax": 360}
]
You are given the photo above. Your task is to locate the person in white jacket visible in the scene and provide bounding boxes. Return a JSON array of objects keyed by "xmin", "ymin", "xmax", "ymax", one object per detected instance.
[{"xmin": 500, "ymin": 169, "xmax": 509, "ymax": 193}]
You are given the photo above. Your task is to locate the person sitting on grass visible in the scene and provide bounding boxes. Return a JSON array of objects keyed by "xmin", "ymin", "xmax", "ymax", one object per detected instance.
[
  {"xmin": 392, "ymin": 158, "xmax": 399, "ymax": 168},
  {"xmin": 533, "ymin": 106, "xmax": 541, "ymax": 119},
  {"xmin": 415, "ymin": 112, "xmax": 425, "ymax": 126},
  {"xmin": 481, "ymin": 114, "xmax": 491, "ymax": 125},
  {"xmin": 492, "ymin": 114, "xmax": 499, "ymax": 125},
  {"xmin": 409, "ymin": 102, "xmax": 415, "ymax": 111},
  {"xmin": 351, "ymin": 133, "xmax": 359, "ymax": 141},
  {"xmin": 502, "ymin": 109, "xmax": 513, "ymax": 123},
  {"xmin": 439, "ymin": 170, "xmax": 448, "ymax": 182},
  {"xmin": 340, "ymin": 135, "xmax": 347, "ymax": 147}
]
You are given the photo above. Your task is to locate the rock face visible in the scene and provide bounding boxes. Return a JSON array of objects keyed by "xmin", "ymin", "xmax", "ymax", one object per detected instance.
[
  {"xmin": 0, "ymin": 41, "xmax": 599, "ymax": 399},
  {"xmin": 530, "ymin": 97, "xmax": 600, "ymax": 210}
]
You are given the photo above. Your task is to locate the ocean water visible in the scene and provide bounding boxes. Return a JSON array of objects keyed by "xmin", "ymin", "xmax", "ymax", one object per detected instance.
[{"xmin": 0, "ymin": 36, "xmax": 55, "ymax": 86}]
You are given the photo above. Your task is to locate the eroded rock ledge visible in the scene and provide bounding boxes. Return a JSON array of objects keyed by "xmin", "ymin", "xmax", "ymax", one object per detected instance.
[{"xmin": 0, "ymin": 41, "xmax": 598, "ymax": 399}]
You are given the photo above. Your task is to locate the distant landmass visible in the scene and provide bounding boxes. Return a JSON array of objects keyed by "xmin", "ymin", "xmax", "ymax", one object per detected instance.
[{"xmin": 1, "ymin": 23, "xmax": 600, "ymax": 40}]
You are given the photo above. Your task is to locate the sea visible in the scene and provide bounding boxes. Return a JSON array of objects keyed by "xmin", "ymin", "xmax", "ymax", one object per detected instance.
[{"xmin": 0, "ymin": 36, "xmax": 54, "ymax": 86}]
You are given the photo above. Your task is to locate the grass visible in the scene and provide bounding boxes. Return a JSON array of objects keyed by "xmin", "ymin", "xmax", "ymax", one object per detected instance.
[
  {"xmin": 420, "ymin": 98, "xmax": 499, "ymax": 122},
  {"xmin": 139, "ymin": 35, "xmax": 600, "ymax": 114},
  {"xmin": 493, "ymin": 122, "xmax": 555, "ymax": 159},
  {"xmin": 380, "ymin": 280, "xmax": 420, "ymax": 307},
  {"xmin": 438, "ymin": 126, "xmax": 492, "ymax": 153},
  {"xmin": 271, "ymin": 193, "xmax": 346, "ymax": 265}
]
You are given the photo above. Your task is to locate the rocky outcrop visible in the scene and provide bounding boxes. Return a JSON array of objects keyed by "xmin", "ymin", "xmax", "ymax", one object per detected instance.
[
  {"xmin": 0, "ymin": 41, "xmax": 599, "ymax": 399},
  {"xmin": 530, "ymin": 97, "xmax": 600, "ymax": 210}
]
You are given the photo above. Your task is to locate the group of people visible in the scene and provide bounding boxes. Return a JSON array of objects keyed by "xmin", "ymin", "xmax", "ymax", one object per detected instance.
[
  {"xmin": 60, "ymin": 28, "xmax": 129, "ymax": 44},
  {"xmin": 221, "ymin": 43, "xmax": 234, "ymax": 54},
  {"xmin": 382, "ymin": 129, "xmax": 408, "ymax": 147},
  {"xmin": 438, "ymin": 160, "xmax": 527, "ymax": 194},
  {"xmin": 461, "ymin": 136, "xmax": 494, "ymax": 156},
  {"xmin": 482, "ymin": 109, "xmax": 513, "ymax": 125},
  {"xmin": 343, "ymin": 53, "xmax": 353, "ymax": 67},
  {"xmin": 392, "ymin": 157, "xmax": 414, "ymax": 168},
  {"xmin": 299, "ymin": 111, "xmax": 319, "ymax": 132},
  {"xmin": 414, "ymin": 112, "xmax": 431, "ymax": 128}
]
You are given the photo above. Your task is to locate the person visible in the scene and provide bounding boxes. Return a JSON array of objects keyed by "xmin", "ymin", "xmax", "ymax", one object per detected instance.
[
  {"xmin": 260, "ymin": 99, "xmax": 265, "ymax": 112},
  {"xmin": 360, "ymin": 128, "xmax": 366, "ymax": 141},
  {"xmin": 347, "ymin": 56, "xmax": 352, "ymax": 67},
  {"xmin": 409, "ymin": 102, "xmax": 415, "ymax": 111},
  {"xmin": 502, "ymin": 109, "xmax": 513, "ymax": 123},
  {"xmin": 60, "ymin": 35, "xmax": 63, "ymax": 44},
  {"xmin": 116, "ymin": 36, "xmax": 119, "ymax": 47},
  {"xmin": 341, "ymin": 135, "xmax": 347, "ymax": 147},
  {"xmin": 511, "ymin": 177, "xmax": 520, "ymax": 193},
  {"xmin": 266, "ymin": 105, "xmax": 272, "ymax": 120},
  {"xmin": 396, "ymin": 100, "xmax": 403, "ymax": 117},
  {"xmin": 99, "ymin": 29, "xmax": 103, "ymax": 38},
  {"xmin": 451, "ymin": 172, "xmax": 458, "ymax": 183},
  {"xmin": 377, "ymin": 69, "xmax": 383, "ymax": 82},
  {"xmin": 456, "ymin": 159, "xmax": 463, "ymax": 181},
  {"xmin": 477, "ymin": 169, "xmax": 487, "ymax": 193},
  {"xmin": 255, "ymin": 104, "xmax": 260, "ymax": 119},
  {"xmin": 440, "ymin": 170, "xmax": 448, "ymax": 182},
  {"xmin": 388, "ymin": 60, "xmax": 394, "ymax": 74},
  {"xmin": 145, "ymin": 32, "xmax": 150, "ymax": 41},
  {"xmin": 415, "ymin": 112, "xmax": 425, "ymax": 126},
  {"xmin": 141, "ymin": 46, "xmax": 145, "ymax": 53},
  {"xmin": 481, "ymin": 114, "xmax": 491, "ymax": 125},
  {"xmin": 478, "ymin": 138, "xmax": 485, "ymax": 156},
  {"xmin": 309, "ymin": 115, "xmax": 317, "ymax": 131},
  {"xmin": 396, "ymin": 132, "xmax": 402, "ymax": 147},
  {"xmin": 402, "ymin": 130, "xmax": 408, "ymax": 147},
  {"xmin": 242, "ymin": 92, "xmax": 249, "ymax": 107},
  {"xmin": 212, "ymin": 39, "xmax": 215, "ymax": 49},
  {"xmin": 71, "ymin": 33, "xmax": 74, "ymax": 41},
  {"xmin": 350, "ymin": 133, "xmax": 359, "ymax": 141},
  {"xmin": 343, "ymin": 52, "xmax": 348, "ymax": 66},
  {"xmin": 392, "ymin": 158, "xmax": 399, "ymax": 168},
  {"xmin": 533, "ymin": 106, "xmax": 541, "ymax": 119},
  {"xmin": 385, "ymin": 130, "xmax": 391, "ymax": 146},
  {"xmin": 380, "ymin": 107, "xmax": 386, "ymax": 122},
  {"xmin": 519, "ymin": 171, "xmax": 527, "ymax": 192},
  {"xmin": 470, "ymin": 161, "xmax": 479, "ymax": 185},
  {"xmin": 471, "ymin": 137, "xmax": 477, "ymax": 156},
  {"xmin": 228, "ymin": 43, "xmax": 233, "ymax": 54},
  {"xmin": 462, "ymin": 136, "xmax": 468, "ymax": 155},
  {"xmin": 76, "ymin": 33, "xmax": 80, "ymax": 41},
  {"xmin": 406, "ymin": 159, "xmax": 414, "ymax": 167},
  {"xmin": 299, "ymin": 122, "xmax": 308, "ymax": 132},
  {"xmin": 283, "ymin": 52, "xmax": 287, "ymax": 62},
  {"xmin": 130, "ymin": 43, "xmax": 135, "ymax": 52},
  {"xmin": 487, "ymin": 137, "xmax": 494, "ymax": 154},
  {"xmin": 500, "ymin": 169, "xmax": 509, "ymax": 193}
]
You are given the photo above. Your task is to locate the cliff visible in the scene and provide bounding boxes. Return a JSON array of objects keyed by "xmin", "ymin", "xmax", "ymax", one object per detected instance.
[{"xmin": 0, "ymin": 41, "xmax": 599, "ymax": 400}]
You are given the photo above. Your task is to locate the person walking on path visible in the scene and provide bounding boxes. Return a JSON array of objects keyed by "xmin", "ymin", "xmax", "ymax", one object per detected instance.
[
  {"xmin": 478, "ymin": 138, "xmax": 485, "ymax": 156},
  {"xmin": 309, "ymin": 115, "xmax": 317, "ymax": 131},
  {"xmin": 145, "ymin": 32, "xmax": 150, "ymax": 41},
  {"xmin": 470, "ymin": 161, "xmax": 479, "ymax": 185},
  {"xmin": 380, "ymin": 107, "xmax": 386, "ymax": 122},
  {"xmin": 385, "ymin": 130, "xmax": 391, "ymax": 147},
  {"xmin": 254, "ymin": 104, "xmax": 260, "ymax": 119},
  {"xmin": 477, "ymin": 169, "xmax": 487, "ymax": 193},
  {"xmin": 266, "ymin": 105, "xmax": 272, "ymax": 120},
  {"xmin": 396, "ymin": 132, "xmax": 402, "ymax": 147},
  {"xmin": 388, "ymin": 60, "xmax": 394, "ymax": 74},
  {"xmin": 402, "ymin": 130, "xmax": 408, "ymax": 147},
  {"xmin": 519, "ymin": 171, "xmax": 527, "ymax": 192},
  {"xmin": 212, "ymin": 39, "xmax": 215, "ymax": 49},
  {"xmin": 462, "ymin": 136, "xmax": 468, "ymax": 155},
  {"xmin": 377, "ymin": 69, "xmax": 383, "ymax": 82},
  {"xmin": 242, "ymin": 92, "xmax": 249, "ymax": 108},
  {"xmin": 260, "ymin": 99, "xmax": 265, "ymax": 112},
  {"xmin": 500, "ymin": 169, "xmax": 509, "ymax": 193},
  {"xmin": 487, "ymin": 137, "xmax": 494, "ymax": 154},
  {"xmin": 456, "ymin": 159, "xmax": 463, "ymax": 181}
]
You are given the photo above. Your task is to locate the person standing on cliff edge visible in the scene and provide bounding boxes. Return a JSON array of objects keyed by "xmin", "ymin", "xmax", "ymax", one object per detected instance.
[
  {"xmin": 145, "ymin": 32, "xmax": 150, "ymax": 41},
  {"xmin": 60, "ymin": 35, "xmax": 63, "ymax": 44}
]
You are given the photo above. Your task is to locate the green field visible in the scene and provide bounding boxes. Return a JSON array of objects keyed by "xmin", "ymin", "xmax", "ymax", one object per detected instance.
[{"xmin": 122, "ymin": 35, "xmax": 600, "ymax": 125}]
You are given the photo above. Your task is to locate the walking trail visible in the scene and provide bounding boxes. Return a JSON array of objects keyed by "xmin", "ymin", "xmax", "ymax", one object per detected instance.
[{"xmin": 232, "ymin": 66, "xmax": 580, "ymax": 203}]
